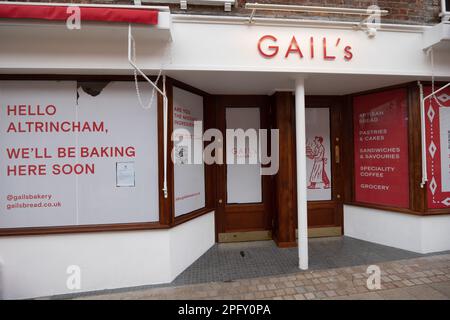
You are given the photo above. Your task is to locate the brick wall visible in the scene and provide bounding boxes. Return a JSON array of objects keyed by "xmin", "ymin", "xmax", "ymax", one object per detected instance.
[{"xmin": 5, "ymin": 0, "xmax": 443, "ymax": 25}]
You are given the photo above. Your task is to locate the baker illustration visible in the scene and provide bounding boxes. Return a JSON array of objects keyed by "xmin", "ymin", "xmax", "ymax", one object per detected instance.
[{"xmin": 306, "ymin": 136, "xmax": 330, "ymax": 189}]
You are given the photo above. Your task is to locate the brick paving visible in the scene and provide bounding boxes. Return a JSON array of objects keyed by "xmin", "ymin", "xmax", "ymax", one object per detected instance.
[{"xmin": 73, "ymin": 253, "xmax": 450, "ymax": 300}]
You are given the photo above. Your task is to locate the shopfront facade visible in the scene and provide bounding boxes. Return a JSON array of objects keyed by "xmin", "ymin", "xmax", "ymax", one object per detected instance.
[{"xmin": 0, "ymin": 1, "xmax": 450, "ymax": 299}]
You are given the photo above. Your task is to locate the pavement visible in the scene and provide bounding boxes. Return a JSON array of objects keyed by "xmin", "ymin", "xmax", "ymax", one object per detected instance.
[
  {"xmin": 69, "ymin": 243, "xmax": 450, "ymax": 300},
  {"xmin": 170, "ymin": 237, "xmax": 425, "ymax": 286}
]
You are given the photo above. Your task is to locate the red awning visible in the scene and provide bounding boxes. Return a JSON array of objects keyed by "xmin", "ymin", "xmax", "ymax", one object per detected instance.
[{"xmin": 0, "ymin": 4, "xmax": 158, "ymax": 25}]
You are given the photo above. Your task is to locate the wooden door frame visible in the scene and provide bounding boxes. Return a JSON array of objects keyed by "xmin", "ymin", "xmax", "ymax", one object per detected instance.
[
  {"xmin": 214, "ymin": 95, "xmax": 273, "ymax": 241},
  {"xmin": 271, "ymin": 93, "xmax": 345, "ymax": 246},
  {"xmin": 305, "ymin": 96, "xmax": 345, "ymax": 236},
  {"xmin": 292, "ymin": 95, "xmax": 345, "ymax": 235}
]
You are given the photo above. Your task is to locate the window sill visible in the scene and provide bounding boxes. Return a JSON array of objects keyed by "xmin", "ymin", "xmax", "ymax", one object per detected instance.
[
  {"xmin": 173, "ymin": 207, "xmax": 214, "ymax": 227},
  {"xmin": 0, "ymin": 221, "xmax": 169, "ymax": 237}
]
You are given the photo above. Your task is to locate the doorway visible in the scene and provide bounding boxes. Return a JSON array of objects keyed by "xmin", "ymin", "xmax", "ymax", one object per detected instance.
[
  {"xmin": 213, "ymin": 94, "xmax": 344, "ymax": 244},
  {"xmin": 303, "ymin": 96, "xmax": 344, "ymax": 237},
  {"xmin": 215, "ymin": 96, "xmax": 273, "ymax": 242}
]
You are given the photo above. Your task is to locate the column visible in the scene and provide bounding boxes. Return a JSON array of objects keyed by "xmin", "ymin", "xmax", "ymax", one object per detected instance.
[{"xmin": 295, "ymin": 77, "xmax": 308, "ymax": 270}]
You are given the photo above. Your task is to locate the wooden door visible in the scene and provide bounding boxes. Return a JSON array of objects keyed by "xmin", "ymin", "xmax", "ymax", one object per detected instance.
[
  {"xmin": 304, "ymin": 97, "xmax": 344, "ymax": 237},
  {"xmin": 215, "ymin": 96, "xmax": 273, "ymax": 242},
  {"xmin": 271, "ymin": 93, "xmax": 344, "ymax": 245}
]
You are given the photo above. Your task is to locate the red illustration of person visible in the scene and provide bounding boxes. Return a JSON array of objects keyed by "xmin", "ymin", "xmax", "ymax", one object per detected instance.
[{"xmin": 306, "ymin": 136, "xmax": 330, "ymax": 189}]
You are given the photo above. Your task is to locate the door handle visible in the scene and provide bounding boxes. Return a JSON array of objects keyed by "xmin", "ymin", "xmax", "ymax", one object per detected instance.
[{"xmin": 335, "ymin": 145, "xmax": 340, "ymax": 164}]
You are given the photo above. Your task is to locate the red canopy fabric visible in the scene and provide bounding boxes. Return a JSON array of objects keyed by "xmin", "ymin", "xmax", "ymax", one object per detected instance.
[{"xmin": 0, "ymin": 4, "xmax": 158, "ymax": 25}]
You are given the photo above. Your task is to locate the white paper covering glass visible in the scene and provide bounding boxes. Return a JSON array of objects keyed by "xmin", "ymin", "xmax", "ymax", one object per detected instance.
[
  {"xmin": 173, "ymin": 87, "xmax": 206, "ymax": 217},
  {"xmin": 226, "ymin": 107, "xmax": 262, "ymax": 204},
  {"xmin": 0, "ymin": 81, "xmax": 160, "ymax": 228}
]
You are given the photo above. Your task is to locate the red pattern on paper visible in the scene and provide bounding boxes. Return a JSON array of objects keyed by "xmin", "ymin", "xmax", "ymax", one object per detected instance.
[{"xmin": 424, "ymin": 86, "xmax": 450, "ymax": 209}]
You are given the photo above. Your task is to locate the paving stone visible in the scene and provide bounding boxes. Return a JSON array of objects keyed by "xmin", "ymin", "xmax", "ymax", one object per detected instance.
[
  {"xmin": 315, "ymin": 291, "xmax": 327, "ymax": 299},
  {"xmin": 294, "ymin": 287, "xmax": 306, "ymax": 294},
  {"xmin": 257, "ymin": 284, "xmax": 267, "ymax": 291},
  {"xmin": 326, "ymin": 283, "xmax": 338, "ymax": 290},
  {"xmin": 244, "ymin": 293, "xmax": 255, "ymax": 299},
  {"xmin": 304, "ymin": 292, "xmax": 316, "ymax": 300},
  {"xmin": 343, "ymin": 292, "xmax": 384, "ymax": 300},
  {"xmin": 285, "ymin": 281, "xmax": 296, "ymax": 288},
  {"xmin": 382, "ymin": 283, "xmax": 396, "ymax": 290},
  {"xmin": 377, "ymin": 288, "xmax": 418, "ymax": 300},
  {"xmin": 275, "ymin": 289, "xmax": 286, "ymax": 296},
  {"xmin": 293, "ymin": 280, "xmax": 304, "ymax": 286},
  {"xmin": 403, "ymin": 285, "xmax": 449, "ymax": 300},
  {"xmin": 316, "ymin": 284, "xmax": 328, "ymax": 291},
  {"xmin": 254, "ymin": 291, "xmax": 265, "ymax": 299},
  {"xmin": 285, "ymin": 288, "xmax": 296, "ymax": 295},
  {"xmin": 293, "ymin": 293, "xmax": 306, "ymax": 300},
  {"xmin": 419, "ymin": 277, "xmax": 432, "ymax": 284},
  {"xmin": 402, "ymin": 280, "xmax": 415, "ymax": 286},
  {"xmin": 429, "ymin": 281, "xmax": 450, "ymax": 298},
  {"xmin": 325, "ymin": 290, "xmax": 337, "ymax": 297},
  {"xmin": 264, "ymin": 290, "xmax": 276, "ymax": 298},
  {"xmin": 305, "ymin": 285, "xmax": 316, "ymax": 292}
]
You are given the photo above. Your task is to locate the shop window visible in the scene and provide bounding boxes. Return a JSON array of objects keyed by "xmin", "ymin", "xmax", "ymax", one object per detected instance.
[
  {"xmin": 424, "ymin": 86, "xmax": 450, "ymax": 209},
  {"xmin": 0, "ymin": 80, "xmax": 160, "ymax": 230},
  {"xmin": 172, "ymin": 86, "xmax": 206, "ymax": 217},
  {"xmin": 352, "ymin": 88, "xmax": 410, "ymax": 208}
]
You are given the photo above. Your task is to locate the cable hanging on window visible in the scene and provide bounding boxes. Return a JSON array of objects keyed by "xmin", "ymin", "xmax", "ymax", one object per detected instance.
[{"xmin": 128, "ymin": 24, "xmax": 169, "ymax": 198}]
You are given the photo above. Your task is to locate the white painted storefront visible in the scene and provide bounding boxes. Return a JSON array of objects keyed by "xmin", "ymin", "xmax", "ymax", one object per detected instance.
[{"xmin": 0, "ymin": 7, "xmax": 449, "ymax": 299}]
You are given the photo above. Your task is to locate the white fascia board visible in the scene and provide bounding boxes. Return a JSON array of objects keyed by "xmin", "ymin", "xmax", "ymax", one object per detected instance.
[
  {"xmin": 155, "ymin": 11, "xmax": 173, "ymax": 40},
  {"xmin": 423, "ymin": 22, "xmax": 450, "ymax": 50}
]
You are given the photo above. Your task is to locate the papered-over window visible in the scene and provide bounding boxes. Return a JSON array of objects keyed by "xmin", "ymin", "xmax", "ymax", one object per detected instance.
[
  {"xmin": 226, "ymin": 107, "xmax": 262, "ymax": 204},
  {"xmin": 353, "ymin": 88, "xmax": 410, "ymax": 208},
  {"xmin": 424, "ymin": 86, "xmax": 450, "ymax": 209},
  {"xmin": 0, "ymin": 81, "xmax": 159, "ymax": 229},
  {"xmin": 173, "ymin": 86, "xmax": 206, "ymax": 217}
]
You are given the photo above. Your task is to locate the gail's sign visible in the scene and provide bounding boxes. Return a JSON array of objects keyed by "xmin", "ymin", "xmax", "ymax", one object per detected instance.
[{"xmin": 257, "ymin": 35, "xmax": 353, "ymax": 61}]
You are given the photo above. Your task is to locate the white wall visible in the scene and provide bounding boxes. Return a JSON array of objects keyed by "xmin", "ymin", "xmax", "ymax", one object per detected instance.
[
  {"xmin": 344, "ymin": 205, "xmax": 450, "ymax": 254},
  {"xmin": 421, "ymin": 216, "xmax": 450, "ymax": 253},
  {"xmin": 169, "ymin": 212, "xmax": 215, "ymax": 279},
  {"xmin": 0, "ymin": 211, "xmax": 215, "ymax": 300}
]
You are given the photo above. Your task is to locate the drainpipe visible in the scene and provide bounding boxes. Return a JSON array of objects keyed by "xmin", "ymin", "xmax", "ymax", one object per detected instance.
[{"xmin": 295, "ymin": 77, "xmax": 309, "ymax": 270}]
